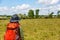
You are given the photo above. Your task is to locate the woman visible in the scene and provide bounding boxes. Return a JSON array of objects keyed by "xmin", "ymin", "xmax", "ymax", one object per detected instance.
[{"xmin": 4, "ymin": 14, "xmax": 24, "ymax": 40}]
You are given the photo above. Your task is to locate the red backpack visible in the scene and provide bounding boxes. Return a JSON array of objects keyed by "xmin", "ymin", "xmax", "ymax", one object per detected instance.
[{"xmin": 4, "ymin": 22, "xmax": 22, "ymax": 40}]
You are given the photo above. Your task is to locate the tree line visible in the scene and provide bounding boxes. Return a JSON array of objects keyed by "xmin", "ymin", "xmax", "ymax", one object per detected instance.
[
  {"xmin": 18, "ymin": 9, "xmax": 60, "ymax": 19},
  {"xmin": 0, "ymin": 9, "xmax": 60, "ymax": 20}
]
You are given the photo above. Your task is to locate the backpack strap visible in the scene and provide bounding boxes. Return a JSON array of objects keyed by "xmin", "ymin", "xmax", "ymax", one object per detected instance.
[{"xmin": 7, "ymin": 27, "xmax": 18, "ymax": 30}]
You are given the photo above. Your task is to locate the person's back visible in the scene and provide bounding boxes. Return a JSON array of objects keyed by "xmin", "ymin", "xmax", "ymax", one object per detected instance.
[{"xmin": 4, "ymin": 14, "xmax": 22, "ymax": 40}]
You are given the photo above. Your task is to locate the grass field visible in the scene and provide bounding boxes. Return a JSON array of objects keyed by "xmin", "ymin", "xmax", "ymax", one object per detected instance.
[{"xmin": 0, "ymin": 19, "xmax": 60, "ymax": 40}]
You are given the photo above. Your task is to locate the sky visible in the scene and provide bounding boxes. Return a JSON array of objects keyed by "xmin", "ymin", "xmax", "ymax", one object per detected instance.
[{"xmin": 0, "ymin": 0, "xmax": 60, "ymax": 15}]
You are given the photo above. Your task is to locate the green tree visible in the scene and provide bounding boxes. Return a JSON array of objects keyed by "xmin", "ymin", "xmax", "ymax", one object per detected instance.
[
  {"xmin": 23, "ymin": 14, "xmax": 27, "ymax": 19},
  {"xmin": 48, "ymin": 12, "xmax": 54, "ymax": 18},
  {"xmin": 35, "ymin": 9, "xmax": 39, "ymax": 18},
  {"xmin": 57, "ymin": 11, "xmax": 60, "ymax": 18},
  {"xmin": 18, "ymin": 13, "xmax": 27, "ymax": 19},
  {"xmin": 18, "ymin": 14, "xmax": 23, "ymax": 19},
  {"xmin": 28, "ymin": 9, "xmax": 34, "ymax": 18},
  {"xmin": 7, "ymin": 15, "xmax": 11, "ymax": 19}
]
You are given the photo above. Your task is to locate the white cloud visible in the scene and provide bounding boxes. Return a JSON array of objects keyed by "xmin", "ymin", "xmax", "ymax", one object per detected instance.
[
  {"xmin": 38, "ymin": 0, "xmax": 51, "ymax": 4},
  {"xmin": 51, "ymin": 0, "xmax": 59, "ymax": 4},
  {"xmin": 0, "ymin": 4, "xmax": 31, "ymax": 15},
  {"xmin": 11, "ymin": 4, "xmax": 31, "ymax": 14},
  {"xmin": 38, "ymin": 4, "xmax": 60, "ymax": 10},
  {"xmin": 10, "ymin": 4, "xmax": 30, "ymax": 12},
  {"xmin": 16, "ymin": 4, "xmax": 30, "ymax": 10},
  {"xmin": 0, "ymin": 7, "xmax": 8, "ymax": 11},
  {"xmin": 0, "ymin": 3, "xmax": 60, "ymax": 15},
  {"xmin": 47, "ymin": 4, "xmax": 60, "ymax": 10},
  {"xmin": 38, "ymin": 0, "xmax": 59, "ymax": 5},
  {"xmin": 38, "ymin": 4, "xmax": 60, "ymax": 15}
]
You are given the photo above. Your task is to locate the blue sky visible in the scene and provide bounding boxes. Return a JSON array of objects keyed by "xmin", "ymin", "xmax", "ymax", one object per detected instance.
[{"xmin": 0, "ymin": 0, "xmax": 60, "ymax": 15}]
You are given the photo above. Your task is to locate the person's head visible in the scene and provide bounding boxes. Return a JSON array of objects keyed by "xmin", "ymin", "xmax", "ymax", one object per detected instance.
[{"xmin": 10, "ymin": 14, "xmax": 20, "ymax": 23}]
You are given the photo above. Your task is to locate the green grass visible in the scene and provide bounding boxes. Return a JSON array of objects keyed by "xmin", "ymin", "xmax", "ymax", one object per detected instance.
[{"xmin": 0, "ymin": 19, "xmax": 60, "ymax": 40}]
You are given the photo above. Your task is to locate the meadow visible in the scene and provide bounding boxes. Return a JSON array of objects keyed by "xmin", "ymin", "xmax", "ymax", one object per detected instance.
[{"xmin": 0, "ymin": 19, "xmax": 60, "ymax": 40}]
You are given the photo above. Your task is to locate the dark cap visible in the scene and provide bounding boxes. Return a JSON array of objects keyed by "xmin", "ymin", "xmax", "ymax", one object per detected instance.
[{"xmin": 10, "ymin": 14, "xmax": 20, "ymax": 22}]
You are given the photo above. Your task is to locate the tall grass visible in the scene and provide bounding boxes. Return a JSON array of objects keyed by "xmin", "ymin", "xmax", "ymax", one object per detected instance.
[{"xmin": 0, "ymin": 19, "xmax": 60, "ymax": 40}]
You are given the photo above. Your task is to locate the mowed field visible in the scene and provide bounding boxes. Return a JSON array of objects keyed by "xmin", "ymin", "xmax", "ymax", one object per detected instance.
[{"xmin": 0, "ymin": 19, "xmax": 60, "ymax": 40}]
